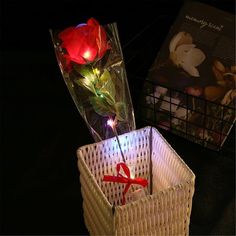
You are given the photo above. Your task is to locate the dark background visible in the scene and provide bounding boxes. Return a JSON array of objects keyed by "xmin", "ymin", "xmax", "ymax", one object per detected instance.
[{"xmin": 1, "ymin": 0, "xmax": 235, "ymax": 235}]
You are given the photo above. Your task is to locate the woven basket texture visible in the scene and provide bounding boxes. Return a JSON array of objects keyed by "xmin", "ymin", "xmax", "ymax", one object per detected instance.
[{"xmin": 77, "ymin": 126, "xmax": 195, "ymax": 236}]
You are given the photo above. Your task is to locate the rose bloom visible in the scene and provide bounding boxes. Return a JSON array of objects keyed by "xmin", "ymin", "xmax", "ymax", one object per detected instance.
[{"xmin": 59, "ymin": 18, "xmax": 110, "ymax": 65}]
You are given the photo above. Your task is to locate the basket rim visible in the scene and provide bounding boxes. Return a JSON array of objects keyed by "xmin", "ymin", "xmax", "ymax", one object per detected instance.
[
  {"xmin": 76, "ymin": 126, "xmax": 153, "ymax": 154},
  {"xmin": 77, "ymin": 126, "xmax": 195, "ymax": 209},
  {"xmin": 76, "ymin": 126, "xmax": 195, "ymax": 177}
]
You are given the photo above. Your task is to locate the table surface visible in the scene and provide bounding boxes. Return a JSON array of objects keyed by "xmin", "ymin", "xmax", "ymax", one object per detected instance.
[{"xmin": 2, "ymin": 0, "xmax": 235, "ymax": 235}]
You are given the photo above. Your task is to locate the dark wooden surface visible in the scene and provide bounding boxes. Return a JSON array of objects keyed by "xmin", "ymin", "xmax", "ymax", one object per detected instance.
[{"xmin": 1, "ymin": 0, "xmax": 235, "ymax": 235}]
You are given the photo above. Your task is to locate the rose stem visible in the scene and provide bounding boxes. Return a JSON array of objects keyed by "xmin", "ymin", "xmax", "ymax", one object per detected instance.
[
  {"xmin": 109, "ymin": 118, "xmax": 135, "ymax": 195},
  {"xmin": 112, "ymin": 125, "xmax": 126, "ymax": 163}
]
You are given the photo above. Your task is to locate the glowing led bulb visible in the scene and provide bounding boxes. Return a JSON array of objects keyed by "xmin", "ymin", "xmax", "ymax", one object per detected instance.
[
  {"xmin": 107, "ymin": 119, "xmax": 116, "ymax": 129},
  {"xmin": 83, "ymin": 50, "xmax": 91, "ymax": 60}
]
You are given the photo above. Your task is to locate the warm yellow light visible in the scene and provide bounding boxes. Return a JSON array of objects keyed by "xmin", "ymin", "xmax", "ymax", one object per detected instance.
[
  {"xmin": 83, "ymin": 50, "xmax": 91, "ymax": 60},
  {"xmin": 93, "ymin": 68, "xmax": 100, "ymax": 76}
]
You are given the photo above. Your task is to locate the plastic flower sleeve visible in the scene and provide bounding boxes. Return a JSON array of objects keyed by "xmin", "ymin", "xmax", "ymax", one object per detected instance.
[{"xmin": 50, "ymin": 18, "xmax": 135, "ymax": 141}]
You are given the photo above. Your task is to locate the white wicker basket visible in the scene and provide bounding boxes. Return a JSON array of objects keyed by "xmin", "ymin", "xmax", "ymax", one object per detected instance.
[{"xmin": 77, "ymin": 126, "xmax": 195, "ymax": 236}]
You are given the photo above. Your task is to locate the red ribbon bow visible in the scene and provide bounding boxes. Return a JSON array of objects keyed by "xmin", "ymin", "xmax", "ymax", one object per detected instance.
[{"xmin": 103, "ymin": 162, "xmax": 148, "ymax": 205}]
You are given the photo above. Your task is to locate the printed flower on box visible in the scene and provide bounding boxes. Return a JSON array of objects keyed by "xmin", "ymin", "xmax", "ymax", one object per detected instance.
[
  {"xmin": 145, "ymin": 28, "xmax": 235, "ymax": 149},
  {"xmin": 169, "ymin": 32, "xmax": 206, "ymax": 77}
]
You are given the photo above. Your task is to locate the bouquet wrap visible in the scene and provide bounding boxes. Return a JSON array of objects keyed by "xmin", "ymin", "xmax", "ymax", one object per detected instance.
[{"xmin": 50, "ymin": 18, "xmax": 135, "ymax": 141}]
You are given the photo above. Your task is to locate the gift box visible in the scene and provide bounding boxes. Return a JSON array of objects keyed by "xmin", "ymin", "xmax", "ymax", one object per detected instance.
[
  {"xmin": 77, "ymin": 126, "xmax": 195, "ymax": 235},
  {"xmin": 140, "ymin": 2, "xmax": 235, "ymax": 151}
]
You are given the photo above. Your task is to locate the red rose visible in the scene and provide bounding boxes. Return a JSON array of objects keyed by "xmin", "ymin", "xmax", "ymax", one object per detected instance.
[{"xmin": 59, "ymin": 18, "xmax": 109, "ymax": 65}]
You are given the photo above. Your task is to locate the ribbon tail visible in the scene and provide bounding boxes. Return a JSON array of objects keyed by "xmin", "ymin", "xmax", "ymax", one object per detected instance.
[
  {"xmin": 103, "ymin": 175, "xmax": 130, "ymax": 184},
  {"xmin": 133, "ymin": 178, "xmax": 148, "ymax": 187},
  {"xmin": 122, "ymin": 183, "xmax": 131, "ymax": 205},
  {"xmin": 103, "ymin": 175, "xmax": 119, "ymax": 182}
]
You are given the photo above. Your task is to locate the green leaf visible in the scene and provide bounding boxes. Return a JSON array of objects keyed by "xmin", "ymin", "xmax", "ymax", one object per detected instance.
[
  {"xmin": 90, "ymin": 96, "xmax": 116, "ymax": 117},
  {"xmin": 96, "ymin": 69, "xmax": 116, "ymax": 103},
  {"xmin": 99, "ymin": 69, "xmax": 110, "ymax": 84},
  {"xmin": 100, "ymin": 91, "xmax": 116, "ymax": 106},
  {"xmin": 115, "ymin": 102, "xmax": 127, "ymax": 121},
  {"xmin": 79, "ymin": 66, "xmax": 96, "ymax": 82},
  {"xmin": 75, "ymin": 78, "xmax": 96, "ymax": 95}
]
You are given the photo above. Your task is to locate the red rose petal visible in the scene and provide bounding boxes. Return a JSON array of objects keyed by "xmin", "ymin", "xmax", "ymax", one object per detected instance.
[
  {"xmin": 59, "ymin": 18, "xmax": 109, "ymax": 65},
  {"xmin": 87, "ymin": 18, "xmax": 99, "ymax": 26},
  {"xmin": 97, "ymin": 26, "xmax": 110, "ymax": 58},
  {"xmin": 58, "ymin": 27, "xmax": 76, "ymax": 42}
]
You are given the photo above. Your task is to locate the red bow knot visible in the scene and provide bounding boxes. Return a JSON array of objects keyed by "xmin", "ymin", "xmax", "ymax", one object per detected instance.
[{"xmin": 103, "ymin": 162, "xmax": 148, "ymax": 205}]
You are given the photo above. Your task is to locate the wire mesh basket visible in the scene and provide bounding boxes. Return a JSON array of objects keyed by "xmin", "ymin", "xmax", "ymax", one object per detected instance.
[
  {"xmin": 77, "ymin": 126, "xmax": 195, "ymax": 235},
  {"xmin": 141, "ymin": 80, "xmax": 235, "ymax": 151}
]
